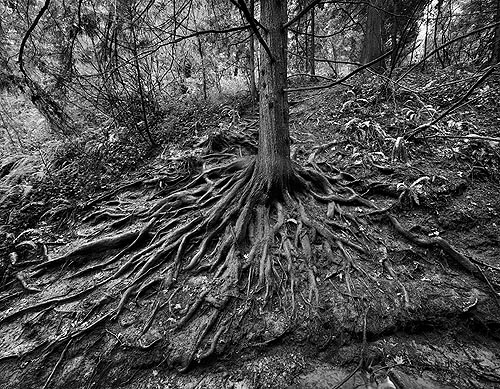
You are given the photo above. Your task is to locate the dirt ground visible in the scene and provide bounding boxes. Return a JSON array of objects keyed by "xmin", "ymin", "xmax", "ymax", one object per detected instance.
[{"xmin": 1, "ymin": 73, "xmax": 500, "ymax": 388}]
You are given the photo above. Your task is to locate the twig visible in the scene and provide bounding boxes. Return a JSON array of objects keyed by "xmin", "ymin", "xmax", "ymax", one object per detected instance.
[
  {"xmin": 285, "ymin": 50, "xmax": 394, "ymax": 92},
  {"xmin": 420, "ymin": 74, "xmax": 484, "ymax": 92},
  {"xmin": 474, "ymin": 264, "xmax": 500, "ymax": 308},
  {"xmin": 397, "ymin": 21, "xmax": 500, "ymax": 83},
  {"xmin": 418, "ymin": 134, "xmax": 500, "ymax": 143},
  {"xmin": 472, "ymin": 259, "xmax": 500, "ymax": 272},
  {"xmin": 19, "ymin": 0, "xmax": 51, "ymax": 80},
  {"xmin": 332, "ymin": 361, "xmax": 362, "ymax": 389},
  {"xmin": 405, "ymin": 66, "xmax": 497, "ymax": 140},
  {"xmin": 42, "ymin": 339, "xmax": 72, "ymax": 389},
  {"xmin": 229, "ymin": 0, "xmax": 274, "ymax": 62},
  {"xmin": 284, "ymin": 0, "xmax": 322, "ymax": 29}
]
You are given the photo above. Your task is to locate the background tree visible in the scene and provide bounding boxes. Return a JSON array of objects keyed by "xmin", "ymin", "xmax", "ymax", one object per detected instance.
[{"xmin": 360, "ymin": 0, "xmax": 387, "ymax": 72}]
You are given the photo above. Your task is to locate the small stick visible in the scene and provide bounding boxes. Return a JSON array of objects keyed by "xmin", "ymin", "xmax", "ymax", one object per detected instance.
[
  {"xmin": 419, "ymin": 134, "xmax": 500, "ymax": 143},
  {"xmin": 405, "ymin": 66, "xmax": 497, "ymax": 140},
  {"xmin": 42, "ymin": 339, "xmax": 72, "ymax": 389}
]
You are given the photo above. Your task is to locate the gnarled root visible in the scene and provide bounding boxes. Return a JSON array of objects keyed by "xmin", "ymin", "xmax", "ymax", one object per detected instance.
[{"xmin": 2, "ymin": 153, "xmax": 494, "ymax": 376}]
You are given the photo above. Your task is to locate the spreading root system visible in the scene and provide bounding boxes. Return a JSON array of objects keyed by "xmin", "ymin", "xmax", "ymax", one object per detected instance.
[{"xmin": 0, "ymin": 141, "xmax": 494, "ymax": 387}]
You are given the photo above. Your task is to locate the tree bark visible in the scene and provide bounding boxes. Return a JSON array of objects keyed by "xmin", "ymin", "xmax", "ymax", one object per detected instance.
[
  {"xmin": 257, "ymin": 0, "xmax": 294, "ymax": 197},
  {"xmin": 130, "ymin": 16, "xmax": 155, "ymax": 146},
  {"xmin": 196, "ymin": 34, "xmax": 208, "ymax": 99},
  {"xmin": 423, "ymin": 2, "xmax": 430, "ymax": 70},
  {"xmin": 360, "ymin": 0, "xmax": 386, "ymax": 72},
  {"xmin": 433, "ymin": 1, "xmax": 445, "ymax": 68},
  {"xmin": 390, "ymin": 0, "xmax": 398, "ymax": 67},
  {"xmin": 248, "ymin": 0, "xmax": 257, "ymax": 102},
  {"xmin": 309, "ymin": 9, "xmax": 316, "ymax": 76}
]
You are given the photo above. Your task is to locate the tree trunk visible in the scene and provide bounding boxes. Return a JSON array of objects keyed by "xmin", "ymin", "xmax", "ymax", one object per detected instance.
[
  {"xmin": 423, "ymin": 3, "xmax": 430, "ymax": 70},
  {"xmin": 248, "ymin": 0, "xmax": 257, "ymax": 102},
  {"xmin": 309, "ymin": 9, "xmax": 316, "ymax": 76},
  {"xmin": 390, "ymin": 0, "xmax": 398, "ymax": 67},
  {"xmin": 27, "ymin": 79, "xmax": 74, "ymax": 136},
  {"xmin": 361, "ymin": 0, "xmax": 386, "ymax": 72},
  {"xmin": 257, "ymin": 0, "xmax": 294, "ymax": 196},
  {"xmin": 196, "ymin": 34, "xmax": 208, "ymax": 99},
  {"xmin": 433, "ymin": 1, "xmax": 445, "ymax": 68},
  {"xmin": 130, "ymin": 18, "xmax": 155, "ymax": 146}
]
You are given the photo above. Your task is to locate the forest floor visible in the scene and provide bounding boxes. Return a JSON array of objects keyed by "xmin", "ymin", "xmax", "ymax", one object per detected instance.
[{"xmin": 1, "ymin": 68, "xmax": 500, "ymax": 388}]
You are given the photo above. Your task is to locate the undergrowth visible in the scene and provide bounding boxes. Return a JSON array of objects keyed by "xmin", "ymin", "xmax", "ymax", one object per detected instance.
[{"xmin": 0, "ymin": 93, "xmax": 255, "ymax": 234}]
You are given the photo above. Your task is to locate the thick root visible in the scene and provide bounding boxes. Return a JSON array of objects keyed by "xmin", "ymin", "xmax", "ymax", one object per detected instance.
[{"xmin": 4, "ymin": 153, "xmax": 495, "ymax": 375}]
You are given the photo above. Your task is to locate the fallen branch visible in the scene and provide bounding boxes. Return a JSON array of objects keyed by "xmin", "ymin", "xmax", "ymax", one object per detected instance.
[
  {"xmin": 404, "ymin": 65, "xmax": 498, "ymax": 140},
  {"xmin": 418, "ymin": 134, "xmax": 500, "ymax": 143},
  {"xmin": 397, "ymin": 21, "xmax": 500, "ymax": 83},
  {"xmin": 285, "ymin": 50, "xmax": 394, "ymax": 93}
]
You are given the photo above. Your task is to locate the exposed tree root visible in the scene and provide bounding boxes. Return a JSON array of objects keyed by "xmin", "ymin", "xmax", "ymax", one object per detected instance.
[
  {"xmin": 15, "ymin": 272, "xmax": 41, "ymax": 293},
  {"xmin": 42, "ymin": 339, "xmax": 72, "ymax": 389},
  {"xmin": 386, "ymin": 215, "xmax": 478, "ymax": 275},
  {"xmin": 2, "ymin": 150, "xmax": 497, "ymax": 376},
  {"xmin": 33, "ymin": 230, "xmax": 145, "ymax": 271}
]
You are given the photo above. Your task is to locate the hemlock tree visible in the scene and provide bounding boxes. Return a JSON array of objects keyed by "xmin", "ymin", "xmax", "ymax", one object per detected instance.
[
  {"xmin": 1, "ymin": 0, "xmax": 485, "ymax": 382},
  {"xmin": 255, "ymin": 0, "xmax": 296, "ymax": 196}
]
